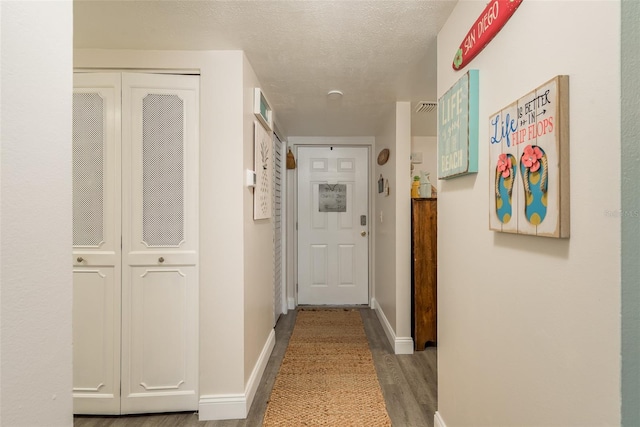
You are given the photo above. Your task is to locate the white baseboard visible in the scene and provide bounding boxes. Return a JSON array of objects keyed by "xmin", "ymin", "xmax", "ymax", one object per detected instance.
[
  {"xmin": 395, "ymin": 337, "xmax": 414, "ymax": 354},
  {"xmin": 198, "ymin": 394, "xmax": 246, "ymax": 421},
  {"xmin": 198, "ymin": 328, "xmax": 276, "ymax": 421},
  {"xmin": 245, "ymin": 328, "xmax": 276, "ymax": 411},
  {"xmin": 434, "ymin": 411, "xmax": 447, "ymax": 427},
  {"xmin": 371, "ymin": 298, "xmax": 414, "ymax": 355},
  {"xmin": 371, "ymin": 298, "xmax": 395, "ymax": 347},
  {"xmin": 288, "ymin": 297, "xmax": 296, "ymax": 310}
]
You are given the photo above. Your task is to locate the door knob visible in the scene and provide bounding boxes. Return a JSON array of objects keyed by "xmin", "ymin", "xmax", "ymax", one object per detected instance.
[
  {"xmin": 158, "ymin": 257, "xmax": 165, "ymax": 263},
  {"xmin": 361, "ymin": 231, "xmax": 367, "ymax": 237},
  {"xmin": 77, "ymin": 256, "xmax": 84, "ymax": 263}
]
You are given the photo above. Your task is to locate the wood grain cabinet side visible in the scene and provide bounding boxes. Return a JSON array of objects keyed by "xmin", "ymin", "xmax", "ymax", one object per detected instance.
[{"xmin": 411, "ymin": 198, "xmax": 437, "ymax": 351}]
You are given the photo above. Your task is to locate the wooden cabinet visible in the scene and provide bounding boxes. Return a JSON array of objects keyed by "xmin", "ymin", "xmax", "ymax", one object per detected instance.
[{"xmin": 411, "ymin": 198, "xmax": 437, "ymax": 351}]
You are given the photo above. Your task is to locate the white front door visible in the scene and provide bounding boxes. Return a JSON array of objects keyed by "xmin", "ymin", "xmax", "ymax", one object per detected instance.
[
  {"xmin": 297, "ymin": 146, "xmax": 369, "ymax": 305},
  {"xmin": 72, "ymin": 72, "xmax": 199, "ymax": 415},
  {"xmin": 120, "ymin": 73, "xmax": 199, "ymax": 414}
]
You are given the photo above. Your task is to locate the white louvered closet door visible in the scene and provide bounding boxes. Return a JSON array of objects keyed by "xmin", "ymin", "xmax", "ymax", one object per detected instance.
[
  {"xmin": 121, "ymin": 73, "xmax": 199, "ymax": 414},
  {"xmin": 72, "ymin": 73, "xmax": 122, "ymax": 415},
  {"xmin": 273, "ymin": 134, "xmax": 284, "ymax": 325}
]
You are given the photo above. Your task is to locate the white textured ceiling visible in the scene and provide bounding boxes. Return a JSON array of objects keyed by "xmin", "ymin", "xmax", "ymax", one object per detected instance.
[{"xmin": 74, "ymin": 0, "xmax": 457, "ymax": 137}]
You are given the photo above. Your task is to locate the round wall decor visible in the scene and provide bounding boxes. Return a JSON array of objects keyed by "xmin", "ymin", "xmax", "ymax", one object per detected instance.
[{"xmin": 377, "ymin": 148, "xmax": 390, "ymax": 165}]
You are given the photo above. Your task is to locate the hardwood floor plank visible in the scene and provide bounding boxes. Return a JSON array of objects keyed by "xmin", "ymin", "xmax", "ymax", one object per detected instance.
[
  {"xmin": 139, "ymin": 413, "xmax": 199, "ymax": 427},
  {"xmin": 397, "ymin": 354, "xmax": 436, "ymax": 407},
  {"xmin": 360, "ymin": 309, "xmax": 394, "ymax": 353},
  {"xmin": 381, "ymin": 384, "xmax": 434, "ymax": 427},
  {"xmin": 206, "ymin": 419, "xmax": 240, "ymax": 427},
  {"xmin": 74, "ymin": 308, "xmax": 437, "ymax": 427}
]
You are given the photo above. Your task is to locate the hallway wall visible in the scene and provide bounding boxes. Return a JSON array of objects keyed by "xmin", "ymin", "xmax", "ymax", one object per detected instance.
[
  {"xmin": 436, "ymin": 1, "xmax": 621, "ymax": 426},
  {"xmin": 411, "ymin": 136, "xmax": 437, "ymax": 188},
  {"xmin": 1, "ymin": 2, "xmax": 73, "ymax": 425},
  {"xmin": 242, "ymin": 54, "xmax": 276, "ymax": 392},
  {"xmin": 374, "ymin": 108, "xmax": 398, "ymax": 334},
  {"xmin": 374, "ymin": 102, "xmax": 413, "ymax": 354}
]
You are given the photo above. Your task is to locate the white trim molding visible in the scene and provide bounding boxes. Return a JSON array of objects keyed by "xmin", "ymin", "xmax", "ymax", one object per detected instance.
[
  {"xmin": 395, "ymin": 337, "xmax": 414, "ymax": 354},
  {"xmin": 434, "ymin": 411, "xmax": 447, "ymax": 427},
  {"xmin": 372, "ymin": 298, "xmax": 414, "ymax": 355},
  {"xmin": 245, "ymin": 328, "xmax": 276, "ymax": 412},
  {"xmin": 199, "ymin": 329, "xmax": 276, "ymax": 421},
  {"xmin": 288, "ymin": 297, "xmax": 296, "ymax": 311},
  {"xmin": 198, "ymin": 394, "xmax": 246, "ymax": 421}
]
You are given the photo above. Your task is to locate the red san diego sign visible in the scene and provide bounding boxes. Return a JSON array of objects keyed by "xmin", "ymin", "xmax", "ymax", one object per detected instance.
[{"xmin": 452, "ymin": 0, "xmax": 523, "ymax": 71}]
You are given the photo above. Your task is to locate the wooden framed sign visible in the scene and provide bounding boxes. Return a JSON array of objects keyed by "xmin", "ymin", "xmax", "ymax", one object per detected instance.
[
  {"xmin": 489, "ymin": 75, "xmax": 570, "ymax": 238},
  {"xmin": 453, "ymin": 0, "xmax": 523, "ymax": 71},
  {"xmin": 438, "ymin": 69, "xmax": 479, "ymax": 180}
]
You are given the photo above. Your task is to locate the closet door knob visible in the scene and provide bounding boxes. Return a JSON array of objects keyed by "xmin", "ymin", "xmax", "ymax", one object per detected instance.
[
  {"xmin": 158, "ymin": 257, "xmax": 165, "ymax": 263},
  {"xmin": 77, "ymin": 257, "xmax": 84, "ymax": 263}
]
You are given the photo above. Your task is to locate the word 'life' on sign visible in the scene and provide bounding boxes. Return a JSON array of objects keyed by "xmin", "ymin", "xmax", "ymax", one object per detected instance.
[{"xmin": 437, "ymin": 70, "xmax": 479, "ymax": 180}]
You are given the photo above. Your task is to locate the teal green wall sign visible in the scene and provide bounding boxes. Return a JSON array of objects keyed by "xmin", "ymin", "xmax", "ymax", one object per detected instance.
[{"xmin": 437, "ymin": 70, "xmax": 479, "ymax": 179}]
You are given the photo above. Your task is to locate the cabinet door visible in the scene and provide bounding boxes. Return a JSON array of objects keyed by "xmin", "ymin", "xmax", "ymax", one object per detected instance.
[{"xmin": 413, "ymin": 200, "xmax": 437, "ymax": 350}]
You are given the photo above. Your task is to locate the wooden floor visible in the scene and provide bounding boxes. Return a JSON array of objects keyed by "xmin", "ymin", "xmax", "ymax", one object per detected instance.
[{"xmin": 74, "ymin": 308, "xmax": 437, "ymax": 427}]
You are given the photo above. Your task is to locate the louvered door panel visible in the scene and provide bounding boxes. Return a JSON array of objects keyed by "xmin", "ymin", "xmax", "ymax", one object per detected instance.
[
  {"xmin": 72, "ymin": 73, "xmax": 122, "ymax": 415},
  {"xmin": 121, "ymin": 73, "xmax": 199, "ymax": 414},
  {"xmin": 273, "ymin": 135, "xmax": 284, "ymax": 325}
]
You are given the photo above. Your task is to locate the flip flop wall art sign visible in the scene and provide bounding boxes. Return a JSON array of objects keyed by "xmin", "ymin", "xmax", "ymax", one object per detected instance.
[
  {"xmin": 453, "ymin": 0, "xmax": 523, "ymax": 71},
  {"xmin": 489, "ymin": 76, "xmax": 570, "ymax": 238},
  {"xmin": 438, "ymin": 70, "xmax": 479, "ymax": 180}
]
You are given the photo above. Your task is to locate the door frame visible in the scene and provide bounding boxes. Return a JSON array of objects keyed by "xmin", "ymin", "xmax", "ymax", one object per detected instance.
[{"xmin": 289, "ymin": 138, "xmax": 375, "ymax": 308}]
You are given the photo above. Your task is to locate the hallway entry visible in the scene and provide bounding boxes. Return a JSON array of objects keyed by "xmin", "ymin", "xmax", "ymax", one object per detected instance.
[
  {"xmin": 297, "ymin": 146, "xmax": 369, "ymax": 305},
  {"xmin": 72, "ymin": 72, "xmax": 199, "ymax": 415}
]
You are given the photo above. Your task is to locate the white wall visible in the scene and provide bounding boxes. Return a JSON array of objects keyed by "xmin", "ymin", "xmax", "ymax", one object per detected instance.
[
  {"xmin": 242, "ymin": 53, "xmax": 276, "ymax": 404},
  {"xmin": 411, "ymin": 136, "xmax": 437, "ymax": 187},
  {"xmin": 436, "ymin": 1, "xmax": 621, "ymax": 426},
  {"xmin": 73, "ymin": 50, "xmax": 269, "ymax": 420},
  {"xmin": 394, "ymin": 103, "xmax": 412, "ymax": 344},
  {"xmin": 374, "ymin": 110, "xmax": 397, "ymax": 332},
  {"xmin": 1, "ymin": 2, "xmax": 74, "ymax": 426},
  {"xmin": 373, "ymin": 102, "xmax": 413, "ymax": 354}
]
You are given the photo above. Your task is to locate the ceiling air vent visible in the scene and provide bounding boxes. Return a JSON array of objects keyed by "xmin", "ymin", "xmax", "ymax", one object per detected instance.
[{"xmin": 414, "ymin": 101, "xmax": 437, "ymax": 114}]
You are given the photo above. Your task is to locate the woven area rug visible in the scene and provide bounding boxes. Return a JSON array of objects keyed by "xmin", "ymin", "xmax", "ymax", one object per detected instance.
[{"xmin": 263, "ymin": 309, "xmax": 392, "ymax": 426}]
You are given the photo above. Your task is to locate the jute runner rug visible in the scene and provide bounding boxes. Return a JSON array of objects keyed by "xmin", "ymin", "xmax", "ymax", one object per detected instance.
[{"xmin": 263, "ymin": 309, "xmax": 392, "ymax": 426}]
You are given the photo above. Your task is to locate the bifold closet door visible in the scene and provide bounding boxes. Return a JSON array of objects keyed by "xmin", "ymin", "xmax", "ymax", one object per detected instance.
[
  {"xmin": 72, "ymin": 73, "xmax": 122, "ymax": 415},
  {"xmin": 72, "ymin": 72, "xmax": 199, "ymax": 415},
  {"xmin": 120, "ymin": 73, "xmax": 199, "ymax": 414}
]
